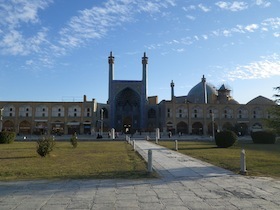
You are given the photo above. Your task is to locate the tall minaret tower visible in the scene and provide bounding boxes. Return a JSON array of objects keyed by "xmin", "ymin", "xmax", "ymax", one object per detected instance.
[
  {"xmin": 141, "ymin": 52, "xmax": 148, "ymax": 130},
  {"xmin": 202, "ymin": 75, "xmax": 207, "ymax": 104},
  {"xmin": 142, "ymin": 52, "xmax": 148, "ymax": 99},
  {"xmin": 108, "ymin": 51, "xmax": 114, "ymax": 103},
  {"xmin": 171, "ymin": 80, "xmax": 175, "ymax": 100}
]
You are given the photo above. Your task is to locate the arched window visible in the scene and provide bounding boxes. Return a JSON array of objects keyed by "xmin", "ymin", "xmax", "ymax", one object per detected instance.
[
  {"xmin": 167, "ymin": 108, "xmax": 171, "ymax": 118},
  {"xmin": 194, "ymin": 109, "xmax": 197, "ymax": 118},
  {"xmin": 224, "ymin": 110, "xmax": 227, "ymax": 118},
  {"xmin": 207, "ymin": 107, "xmax": 217, "ymax": 118},
  {"xmin": 179, "ymin": 109, "xmax": 182, "ymax": 118},
  {"xmin": 252, "ymin": 107, "xmax": 262, "ymax": 119},
  {"xmin": 238, "ymin": 110, "xmax": 242, "ymax": 119}
]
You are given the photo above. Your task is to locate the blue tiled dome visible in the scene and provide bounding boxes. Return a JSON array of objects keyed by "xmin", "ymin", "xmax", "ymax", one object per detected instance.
[{"xmin": 187, "ymin": 76, "xmax": 217, "ymax": 103}]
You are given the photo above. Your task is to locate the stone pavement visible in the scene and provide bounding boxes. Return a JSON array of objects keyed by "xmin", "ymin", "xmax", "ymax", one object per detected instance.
[{"xmin": 0, "ymin": 140, "xmax": 280, "ymax": 210}]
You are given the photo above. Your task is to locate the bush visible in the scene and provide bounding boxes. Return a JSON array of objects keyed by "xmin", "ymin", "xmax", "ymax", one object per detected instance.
[
  {"xmin": 0, "ymin": 131, "xmax": 16, "ymax": 144},
  {"xmin": 251, "ymin": 130, "xmax": 276, "ymax": 144},
  {"xmin": 70, "ymin": 133, "xmax": 78, "ymax": 148},
  {"xmin": 215, "ymin": 130, "xmax": 237, "ymax": 148},
  {"xmin": 36, "ymin": 136, "xmax": 55, "ymax": 157}
]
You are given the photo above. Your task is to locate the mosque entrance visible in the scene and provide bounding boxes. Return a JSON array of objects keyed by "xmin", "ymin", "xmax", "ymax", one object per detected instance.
[
  {"xmin": 114, "ymin": 88, "xmax": 141, "ymax": 133},
  {"xmin": 123, "ymin": 116, "xmax": 132, "ymax": 134}
]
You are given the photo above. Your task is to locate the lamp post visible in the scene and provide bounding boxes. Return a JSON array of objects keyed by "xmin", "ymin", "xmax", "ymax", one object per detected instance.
[
  {"xmin": 0, "ymin": 107, "xmax": 4, "ymax": 131},
  {"xmin": 211, "ymin": 113, "xmax": 215, "ymax": 140},
  {"xmin": 100, "ymin": 109, "xmax": 104, "ymax": 136}
]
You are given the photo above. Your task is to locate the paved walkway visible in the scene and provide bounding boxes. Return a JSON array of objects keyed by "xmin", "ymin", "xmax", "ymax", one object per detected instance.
[{"xmin": 0, "ymin": 140, "xmax": 280, "ymax": 210}]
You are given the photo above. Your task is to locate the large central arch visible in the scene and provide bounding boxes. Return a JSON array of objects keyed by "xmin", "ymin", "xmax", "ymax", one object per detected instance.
[{"xmin": 114, "ymin": 88, "xmax": 141, "ymax": 133}]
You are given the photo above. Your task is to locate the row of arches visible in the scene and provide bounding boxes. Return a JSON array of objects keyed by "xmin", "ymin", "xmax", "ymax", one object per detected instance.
[
  {"xmin": 1, "ymin": 120, "xmax": 93, "ymax": 135},
  {"xmin": 168, "ymin": 121, "xmax": 262, "ymax": 135},
  {"xmin": 3, "ymin": 105, "xmax": 95, "ymax": 118},
  {"xmin": 165, "ymin": 106, "xmax": 268, "ymax": 119}
]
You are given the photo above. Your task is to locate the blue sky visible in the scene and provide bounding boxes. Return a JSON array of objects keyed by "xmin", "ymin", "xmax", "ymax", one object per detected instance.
[{"xmin": 0, "ymin": 0, "xmax": 279, "ymax": 104}]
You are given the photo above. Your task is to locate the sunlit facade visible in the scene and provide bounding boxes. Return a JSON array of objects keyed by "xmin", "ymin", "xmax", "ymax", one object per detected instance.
[{"xmin": 0, "ymin": 52, "xmax": 275, "ymax": 136}]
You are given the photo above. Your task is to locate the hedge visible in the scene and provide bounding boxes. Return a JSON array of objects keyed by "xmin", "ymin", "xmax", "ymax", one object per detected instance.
[
  {"xmin": 0, "ymin": 131, "xmax": 16, "ymax": 144},
  {"xmin": 251, "ymin": 130, "xmax": 276, "ymax": 144},
  {"xmin": 215, "ymin": 130, "xmax": 237, "ymax": 148}
]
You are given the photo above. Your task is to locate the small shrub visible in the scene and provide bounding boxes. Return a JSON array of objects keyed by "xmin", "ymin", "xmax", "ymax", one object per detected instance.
[
  {"xmin": 70, "ymin": 133, "xmax": 78, "ymax": 148},
  {"xmin": 36, "ymin": 136, "xmax": 55, "ymax": 157},
  {"xmin": 0, "ymin": 131, "xmax": 16, "ymax": 144},
  {"xmin": 251, "ymin": 130, "xmax": 276, "ymax": 144},
  {"xmin": 215, "ymin": 130, "xmax": 237, "ymax": 148}
]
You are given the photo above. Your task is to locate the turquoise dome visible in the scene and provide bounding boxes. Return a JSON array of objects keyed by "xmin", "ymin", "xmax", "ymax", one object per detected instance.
[{"xmin": 187, "ymin": 77, "xmax": 217, "ymax": 103}]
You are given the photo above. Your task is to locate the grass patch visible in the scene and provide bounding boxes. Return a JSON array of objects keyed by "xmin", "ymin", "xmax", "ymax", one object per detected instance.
[
  {"xmin": 158, "ymin": 140, "xmax": 280, "ymax": 179},
  {"xmin": 0, "ymin": 141, "xmax": 152, "ymax": 181}
]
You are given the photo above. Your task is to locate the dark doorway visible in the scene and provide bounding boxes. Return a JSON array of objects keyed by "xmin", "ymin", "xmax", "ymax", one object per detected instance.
[
  {"xmin": 192, "ymin": 122, "xmax": 203, "ymax": 135},
  {"xmin": 123, "ymin": 116, "xmax": 132, "ymax": 134},
  {"xmin": 114, "ymin": 88, "xmax": 141, "ymax": 132},
  {"xmin": 177, "ymin": 121, "xmax": 188, "ymax": 134}
]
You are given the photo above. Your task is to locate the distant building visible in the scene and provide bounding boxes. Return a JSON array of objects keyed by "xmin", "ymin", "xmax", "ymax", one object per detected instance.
[
  {"xmin": 160, "ymin": 77, "xmax": 275, "ymax": 136},
  {"xmin": 0, "ymin": 52, "xmax": 275, "ymax": 136}
]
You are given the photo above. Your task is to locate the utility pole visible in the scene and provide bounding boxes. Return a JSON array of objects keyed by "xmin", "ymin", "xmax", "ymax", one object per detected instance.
[
  {"xmin": 212, "ymin": 113, "xmax": 215, "ymax": 140},
  {"xmin": 0, "ymin": 107, "xmax": 4, "ymax": 131}
]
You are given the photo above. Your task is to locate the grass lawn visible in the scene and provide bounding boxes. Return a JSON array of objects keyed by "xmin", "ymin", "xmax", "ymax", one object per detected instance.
[
  {"xmin": 158, "ymin": 140, "xmax": 280, "ymax": 179},
  {"xmin": 0, "ymin": 141, "xmax": 151, "ymax": 181}
]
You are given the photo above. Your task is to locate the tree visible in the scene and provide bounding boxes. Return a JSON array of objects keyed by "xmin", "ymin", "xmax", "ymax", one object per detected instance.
[
  {"xmin": 37, "ymin": 136, "xmax": 55, "ymax": 157},
  {"xmin": 265, "ymin": 87, "xmax": 280, "ymax": 135},
  {"xmin": 215, "ymin": 130, "xmax": 237, "ymax": 148},
  {"xmin": 0, "ymin": 131, "xmax": 16, "ymax": 144},
  {"xmin": 274, "ymin": 86, "xmax": 280, "ymax": 104},
  {"xmin": 70, "ymin": 132, "xmax": 78, "ymax": 148}
]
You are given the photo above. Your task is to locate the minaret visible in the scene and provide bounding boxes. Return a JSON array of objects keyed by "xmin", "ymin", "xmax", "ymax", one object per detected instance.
[
  {"xmin": 171, "ymin": 80, "xmax": 175, "ymax": 100},
  {"xmin": 141, "ymin": 52, "xmax": 148, "ymax": 131},
  {"xmin": 142, "ymin": 52, "xmax": 148, "ymax": 99},
  {"xmin": 108, "ymin": 51, "xmax": 114, "ymax": 103},
  {"xmin": 202, "ymin": 75, "xmax": 207, "ymax": 104}
]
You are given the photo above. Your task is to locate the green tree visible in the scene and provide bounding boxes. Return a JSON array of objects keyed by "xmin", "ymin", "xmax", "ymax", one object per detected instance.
[
  {"xmin": 70, "ymin": 132, "xmax": 78, "ymax": 148},
  {"xmin": 0, "ymin": 131, "xmax": 16, "ymax": 144},
  {"xmin": 215, "ymin": 130, "xmax": 237, "ymax": 148},
  {"xmin": 37, "ymin": 136, "xmax": 55, "ymax": 157},
  {"xmin": 265, "ymin": 87, "xmax": 280, "ymax": 135},
  {"xmin": 274, "ymin": 86, "xmax": 280, "ymax": 103}
]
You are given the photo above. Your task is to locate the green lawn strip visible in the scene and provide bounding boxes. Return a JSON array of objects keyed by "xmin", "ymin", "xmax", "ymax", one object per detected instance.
[
  {"xmin": 0, "ymin": 141, "xmax": 151, "ymax": 181},
  {"xmin": 158, "ymin": 141, "xmax": 280, "ymax": 179}
]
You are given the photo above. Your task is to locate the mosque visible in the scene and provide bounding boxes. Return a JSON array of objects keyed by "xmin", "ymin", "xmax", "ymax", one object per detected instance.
[{"xmin": 0, "ymin": 52, "xmax": 275, "ymax": 136}]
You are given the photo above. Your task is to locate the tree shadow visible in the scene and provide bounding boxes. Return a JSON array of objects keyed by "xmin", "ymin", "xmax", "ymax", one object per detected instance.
[
  {"xmin": 178, "ymin": 146, "xmax": 218, "ymax": 151},
  {"xmin": 0, "ymin": 156, "xmax": 36, "ymax": 160}
]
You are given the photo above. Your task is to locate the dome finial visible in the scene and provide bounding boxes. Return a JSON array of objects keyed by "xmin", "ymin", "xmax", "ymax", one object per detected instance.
[
  {"xmin": 108, "ymin": 51, "xmax": 114, "ymax": 64},
  {"xmin": 202, "ymin": 75, "xmax": 206, "ymax": 83}
]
